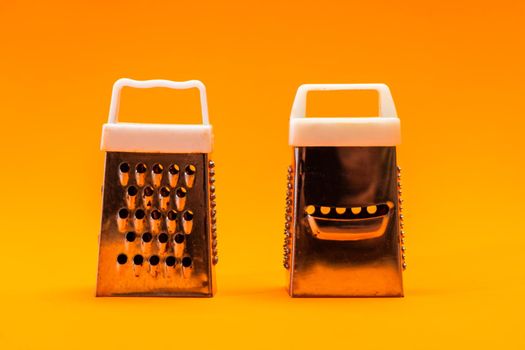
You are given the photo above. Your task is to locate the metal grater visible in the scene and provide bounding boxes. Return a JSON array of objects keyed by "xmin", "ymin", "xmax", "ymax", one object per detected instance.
[
  {"xmin": 283, "ymin": 84, "xmax": 405, "ymax": 297},
  {"xmin": 96, "ymin": 79, "xmax": 218, "ymax": 297}
]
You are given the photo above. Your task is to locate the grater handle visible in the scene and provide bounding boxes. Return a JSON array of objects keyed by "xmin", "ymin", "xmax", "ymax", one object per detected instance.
[
  {"xmin": 108, "ymin": 78, "xmax": 209, "ymax": 124},
  {"xmin": 290, "ymin": 84, "xmax": 397, "ymax": 119}
]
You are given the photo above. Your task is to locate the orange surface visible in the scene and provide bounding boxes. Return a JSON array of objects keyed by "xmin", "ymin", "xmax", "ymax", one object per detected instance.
[{"xmin": 1, "ymin": 1, "xmax": 524, "ymax": 349}]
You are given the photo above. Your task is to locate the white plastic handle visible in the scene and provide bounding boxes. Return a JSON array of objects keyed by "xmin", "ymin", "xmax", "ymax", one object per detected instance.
[
  {"xmin": 290, "ymin": 83, "xmax": 397, "ymax": 119},
  {"xmin": 108, "ymin": 78, "xmax": 209, "ymax": 124}
]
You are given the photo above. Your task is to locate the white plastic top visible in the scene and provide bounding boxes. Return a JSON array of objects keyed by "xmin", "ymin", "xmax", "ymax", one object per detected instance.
[
  {"xmin": 101, "ymin": 78, "xmax": 213, "ymax": 153},
  {"xmin": 289, "ymin": 84, "xmax": 401, "ymax": 146}
]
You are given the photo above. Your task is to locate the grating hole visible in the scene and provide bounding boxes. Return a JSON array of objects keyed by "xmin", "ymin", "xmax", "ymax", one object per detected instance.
[
  {"xmin": 305, "ymin": 205, "xmax": 315, "ymax": 215},
  {"xmin": 165, "ymin": 256, "xmax": 176, "ymax": 266},
  {"xmin": 150, "ymin": 210, "xmax": 161, "ymax": 220},
  {"xmin": 182, "ymin": 256, "xmax": 192, "ymax": 267},
  {"xmin": 127, "ymin": 186, "xmax": 138, "ymax": 196},
  {"xmin": 320, "ymin": 206, "xmax": 331, "ymax": 215},
  {"xmin": 335, "ymin": 207, "xmax": 346, "ymax": 214},
  {"xmin": 351, "ymin": 207, "xmax": 362, "ymax": 215},
  {"xmin": 169, "ymin": 164, "xmax": 180, "ymax": 175},
  {"xmin": 142, "ymin": 232, "xmax": 152, "ymax": 243},
  {"xmin": 183, "ymin": 210, "xmax": 194, "ymax": 221},
  {"xmin": 133, "ymin": 254, "xmax": 144, "ymax": 265},
  {"xmin": 149, "ymin": 255, "xmax": 160, "ymax": 266},
  {"xmin": 119, "ymin": 163, "xmax": 130, "ymax": 173},
  {"xmin": 117, "ymin": 254, "xmax": 127, "ymax": 264},
  {"xmin": 136, "ymin": 163, "xmax": 147, "ymax": 173},
  {"xmin": 160, "ymin": 186, "xmax": 170, "ymax": 197},
  {"xmin": 174, "ymin": 233, "xmax": 185, "ymax": 244},
  {"xmin": 152, "ymin": 163, "xmax": 163, "ymax": 174},
  {"xmin": 366, "ymin": 205, "xmax": 377, "ymax": 214},
  {"xmin": 125, "ymin": 232, "xmax": 136, "ymax": 242},
  {"xmin": 118, "ymin": 208, "xmax": 129, "ymax": 219},
  {"xmin": 158, "ymin": 233, "xmax": 169, "ymax": 243},
  {"xmin": 143, "ymin": 186, "xmax": 154, "ymax": 197},
  {"xmin": 185, "ymin": 165, "xmax": 196, "ymax": 175},
  {"xmin": 134, "ymin": 209, "xmax": 145, "ymax": 219},
  {"xmin": 176, "ymin": 187, "xmax": 187, "ymax": 198},
  {"xmin": 167, "ymin": 210, "xmax": 177, "ymax": 220}
]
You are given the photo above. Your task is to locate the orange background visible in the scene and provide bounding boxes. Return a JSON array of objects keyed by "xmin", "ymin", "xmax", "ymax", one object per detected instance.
[{"xmin": 1, "ymin": 0, "xmax": 524, "ymax": 348}]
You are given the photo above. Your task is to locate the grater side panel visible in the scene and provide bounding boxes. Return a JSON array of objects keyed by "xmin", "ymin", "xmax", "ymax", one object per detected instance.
[
  {"xmin": 289, "ymin": 146, "xmax": 403, "ymax": 297},
  {"xmin": 96, "ymin": 152, "xmax": 213, "ymax": 297}
]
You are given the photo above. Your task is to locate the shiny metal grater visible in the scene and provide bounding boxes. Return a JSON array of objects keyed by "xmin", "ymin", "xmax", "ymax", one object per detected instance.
[
  {"xmin": 96, "ymin": 79, "xmax": 218, "ymax": 297},
  {"xmin": 283, "ymin": 84, "xmax": 405, "ymax": 297}
]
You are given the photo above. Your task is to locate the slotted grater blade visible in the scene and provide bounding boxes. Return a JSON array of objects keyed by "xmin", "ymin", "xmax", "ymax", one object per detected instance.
[
  {"xmin": 284, "ymin": 147, "xmax": 403, "ymax": 297},
  {"xmin": 96, "ymin": 78, "xmax": 217, "ymax": 297}
]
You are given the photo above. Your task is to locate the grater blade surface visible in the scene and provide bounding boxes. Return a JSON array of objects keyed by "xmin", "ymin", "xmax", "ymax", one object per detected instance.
[
  {"xmin": 97, "ymin": 152, "xmax": 216, "ymax": 297},
  {"xmin": 285, "ymin": 147, "xmax": 404, "ymax": 297}
]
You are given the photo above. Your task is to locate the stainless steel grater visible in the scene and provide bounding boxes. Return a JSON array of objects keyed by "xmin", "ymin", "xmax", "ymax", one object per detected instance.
[
  {"xmin": 283, "ymin": 84, "xmax": 405, "ymax": 297},
  {"xmin": 97, "ymin": 79, "xmax": 218, "ymax": 297}
]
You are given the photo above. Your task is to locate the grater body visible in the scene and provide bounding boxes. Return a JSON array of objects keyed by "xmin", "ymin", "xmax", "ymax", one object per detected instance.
[
  {"xmin": 97, "ymin": 152, "xmax": 216, "ymax": 297},
  {"xmin": 285, "ymin": 146, "xmax": 403, "ymax": 297}
]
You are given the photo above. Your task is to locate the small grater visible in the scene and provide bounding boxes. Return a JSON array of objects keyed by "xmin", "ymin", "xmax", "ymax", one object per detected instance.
[
  {"xmin": 96, "ymin": 78, "xmax": 218, "ymax": 297},
  {"xmin": 283, "ymin": 84, "xmax": 405, "ymax": 297}
]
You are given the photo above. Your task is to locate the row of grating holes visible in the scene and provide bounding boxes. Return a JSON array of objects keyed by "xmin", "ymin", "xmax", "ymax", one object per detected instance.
[
  {"xmin": 126, "ymin": 186, "xmax": 188, "ymax": 197},
  {"xmin": 125, "ymin": 231, "xmax": 186, "ymax": 244},
  {"xmin": 120, "ymin": 163, "xmax": 196, "ymax": 176},
  {"xmin": 305, "ymin": 204, "xmax": 387, "ymax": 216},
  {"xmin": 118, "ymin": 208, "xmax": 194, "ymax": 220},
  {"xmin": 117, "ymin": 254, "xmax": 192, "ymax": 267}
]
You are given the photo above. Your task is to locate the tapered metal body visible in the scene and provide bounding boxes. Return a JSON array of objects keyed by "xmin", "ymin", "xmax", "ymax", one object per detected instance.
[
  {"xmin": 284, "ymin": 147, "xmax": 403, "ymax": 297},
  {"xmin": 97, "ymin": 152, "xmax": 217, "ymax": 297}
]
